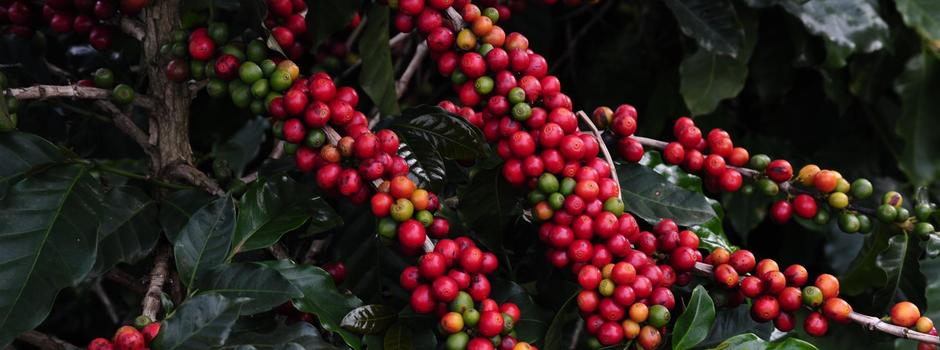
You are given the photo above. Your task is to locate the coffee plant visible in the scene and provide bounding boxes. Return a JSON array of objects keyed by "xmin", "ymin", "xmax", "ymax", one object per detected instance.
[{"xmin": 1, "ymin": 0, "xmax": 939, "ymax": 349}]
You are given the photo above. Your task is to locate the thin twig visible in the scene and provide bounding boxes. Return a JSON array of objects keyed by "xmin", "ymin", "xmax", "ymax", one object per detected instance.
[
  {"xmin": 168, "ymin": 163, "xmax": 225, "ymax": 195},
  {"xmin": 93, "ymin": 280, "xmax": 120, "ymax": 324},
  {"xmin": 141, "ymin": 244, "xmax": 170, "ymax": 321},
  {"xmin": 6, "ymin": 85, "xmax": 156, "ymax": 109},
  {"xmin": 690, "ymin": 262, "xmax": 939, "ymax": 345},
  {"xmin": 93, "ymin": 100, "xmax": 154, "ymax": 153},
  {"xmin": 577, "ymin": 111, "xmax": 619, "ymax": 184},
  {"xmin": 302, "ymin": 238, "xmax": 331, "ymax": 265},
  {"xmin": 345, "ymin": 16, "xmax": 368, "ymax": 50},
  {"xmin": 16, "ymin": 331, "xmax": 81, "ymax": 350},
  {"xmin": 395, "ymin": 42, "xmax": 429, "ymax": 98},
  {"xmin": 118, "ymin": 17, "xmax": 146, "ymax": 41}
]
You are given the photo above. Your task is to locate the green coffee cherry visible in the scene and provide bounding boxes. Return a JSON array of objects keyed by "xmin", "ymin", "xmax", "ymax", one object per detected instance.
[
  {"xmin": 462, "ymin": 308, "xmax": 480, "ymax": 327},
  {"xmin": 757, "ymin": 178, "xmax": 779, "ymax": 196},
  {"xmin": 451, "ymin": 70, "xmax": 467, "ymax": 85},
  {"xmin": 507, "ymin": 87, "xmax": 525, "ymax": 105},
  {"xmin": 282, "ymin": 142, "xmax": 298, "ymax": 155},
  {"xmin": 478, "ymin": 43, "xmax": 494, "ymax": 56},
  {"xmin": 603, "ymin": 197, "xmax": 624, "ymax": 216},
  {"xmin": 445, "ymin": 332, "xmax": 469, "ymax": 350},
  {"xmin": 190, "ymin": 60, "xmax": 206, "ymax": 80},
  {"xmin": 802, "ymin": 286, "xmax": 823, "ymax": 307},
  {"xmin": 897, "ymin": 208, "xmax": 911, "ymax": 222},
  {"xmin": 850, "ymin": 179, "xmax": 873, "ymax": 199},
  {"xmin": 93, "ymin": 68, "xmax": 115, "ymax": 89},
  {"xmin": 240, "ymin": 62, "xmax": 263, "ymax": 84},
  {"xmin": 260, "ymin": 59, "xmax": 278, "ymax": 77},
  {"xmin": 834, "ymin": 179, "xmax": 851, "ymax": 193},
  {"xmin": 483, "ymin": 7, "xmax": 500, "ymax": 22},
  {"xmin": 304, "ymin": 128, "xmax": 326, "ymax": 148},
  {"xmin": 838, "ymin": 212, "xmax": 860, "ymax": 233},
  {"xmin": 749, "ymin": 154, "xmax": 771, "ymax": 171},
  {"xmin": 538, "ymin": 173, "xmax": 559, "ymax": 193},
  {"xmin": 913, "ymin": 222, "xmax": 935, "ymax": 240},
  {"xmin": 208, "ymin": 22, "xmax": 229, "ymax": 44},
  {"xmin": 877, "ymin": 204, "xmax": 898, "ymax": 222},
  {"xmin": 857, "ymin": 214, "xmax": 872, "ymax": 234},
  {"xmin": 249, "ymin": 99, "xmax": 265, "ymax": 115},
  {"xmin": 559, "ymin": 177, "xmax": 576, "ymax": 196},
  {"xmin": 206, "ymin": 79, "xmax": 227, "ymax": 98},
  {"xmin": 648, "ymin": 305, "xmax": 671, "ymax": 328},
  {"xmin": 415, "ymin": 210, "xmax": 434, "ymax": 226},
  {"xmin": 512, "ymin": 103, "xmax": 532, "ymax": 121},
  {"xmin": 451, "ymin": 291, "xmax": 474, "ymax": 313},
  {"xmin": 915, "ymin": 203, "xmax": 934, "ymax": 222},
  {"xmin": 474, "ymin": 76, "xmax": 494, "ymax": 95},
  {"xmin": 377, "ymin": 217, "xmax": 398, "ymax": 239},
  {"xmin": 528, "ymin": 191, "xmax": 546, "ymax": 205},
  {"xmin": 548, "ymin": 193, "xmax": 565, "ymax": 210},
  {"xmin": 828, "ymin": 192, "xmax": 849, "ymax": 209},
  {"xmin": 112, "ymin": 84, "xmax": 135, "ymax": 105},
  {"xmin": 813, "ymin": 209, "xmax": 830, "ymax": 225}
]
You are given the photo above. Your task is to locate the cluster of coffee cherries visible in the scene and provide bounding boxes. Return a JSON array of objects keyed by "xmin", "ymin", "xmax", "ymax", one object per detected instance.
[
  {"xmin": 0, "ymin": 0, "xmax": 148, "ymax": 45},
  {"xmin": 40, "ymin": 0, "xmax": 149, "ymax": 50},
  {"xmin": 889, "ymin": 302, "xmax": 938, "ymax": 350},
  {"xmin": 875, "ymin": 191, "xmax": 938, "ymax": 240},
  {"xmin": 86, "ymin": 316, "xmax": 160, "ymax": 350},
  {"xmin": 705, "ymin": 248, "xmax": 939, "ymax": 350},
  {"xmin": 262, "ymin": 0, "xmax": 310, "ymax": 60},
  {"xmin": 74, "ymin": 67, "xmax": 137, "ymax": 105},
  {"xmin": 403, "ymin": 238, "xmax": 534, "ymax": 350}
]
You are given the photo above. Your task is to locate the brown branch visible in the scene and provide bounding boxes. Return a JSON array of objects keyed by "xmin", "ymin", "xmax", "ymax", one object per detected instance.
[
  {"xmin": 167, "ymin": 163, "xmax": 224, "ymax": 195},
  {"xmin": 268, "ymin": 243, "xmax": 290, "ymax": 260},
  {"xmin": 577, "ymin": 111, "xmax": 619, "ymax": 185},
  {"xmin": 93, "ymin": 280, "xmax": 120, "ymax": 324},
  {"xmin": 302, "ymin": 238, "xmax": 330, "ymax": 265},
  {"xmin": 395, "ymin": 42, "xmax": 429, "ymax": 98},
  {"xmin": 345, "ymin": 16, "xmax": 368, "ymax": 50},
  {"xmin": 119, "ymin": 17, "xmax": 146, "ymax": 41},
  {"xmin": 691, "ymin": 262, "xmax": 939, "ymax": 345},
  {"xmin": 105, "ymin": 268, "xmax": 147, "ymax": 294},
  {"xmin": 94, "ymin": 100, "xmax": 154, "ymax": 153},
  {"xmin": 141, "ymin": 244, "xmax": 170, "ymax": 321},
  {"xmin": 16, "ymin": 331, "xmax": 81, "ymax": 350},
  {"xmin": 6, "ymin": 85, "xmax": 156, "ymax": 109}
]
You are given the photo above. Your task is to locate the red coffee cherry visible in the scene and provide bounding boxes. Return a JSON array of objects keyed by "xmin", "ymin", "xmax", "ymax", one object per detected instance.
[
  {"xmin": 598, "ymin": 298, "xmax": 624, "ymax": 321},
  {"xmin": 765, "ymin": 159, "xmax": 793, "ymax": 183},
  {"xmin": 891, "ymin": 301, "xmax": 921, "ymax": 328},
  {"xmin": 769, "ymin": 200, "xmax": 792, "ymax": 224},
  {"xmin": 783, "ymin": 264, "xmax": 809, "ymax": 287},
  {"xmin": 398, "ymin": 219, "xmax": 427, "ymax": 250},
  {"xmin": 729, "ymin": 249, "xmax": 756, "ymax": 274},
  {"xmin": 663, "ymin": 142, "xmax": 684, "ymax": 165},
  {"xmin": 814, "ymin": 274, "xmax": 840, "ymax": 300},
  {"xmin": 410, "ymin": 284, "xmax": 436, "ymax": 313},
  {"xmin": 578, "ymin": 265, "xmax": 602, "ymax": 290},
  {"xmin": 112, "ymin": 326, "xmax": 145, "ymax": 350},
  {"xmin": 400, "ymin": 266, "xmax": 421, "ymax": 291},
  {"xmin": 714, "ymin": 264, "xmax": 739, "ymax": 288},
  {"xmin": 774, "ymin": 312, "xmax": 796, "ymax": 332},
  {"xmin": 740, "ymin": 276, "xmax": 763, "ymax": 298},
  {"xmin": 669, "ymin": 246, "xmax": 698, "ymax": 272},
  {"xmin": 478, "ymin": 310, "xmax": 505, "ymax": 337},
  {"xmin": 777, "ymin": 287, "xmax": 802, "ymax": 312},
  {"xmin": 597, "ymin": 321, "xmax": 625, "ymax": 345},
  {"xmin": 750, "ymin": 295, "xmax": 780, "ymax": 323},
  {"xmin": 792, "ymin": 194, "xmax": 818, "ymax": 219},
  {"xmin": 719, "ymin": 169, "xmax": 743, "ymax": 192},
  {"xmin": 577, "ymin": 290, "xmax": 599, "ymax": 313},
  {"xmin": 822, "ymin": 297, "xmax": 852, "ymax": 324},
  {"xmin": 804, "ymin": 311, "xmax": 829, "ymax": 337},
  {"xmin": 431, "ymin": 276, "xmax": 459, "ymax": 302}
]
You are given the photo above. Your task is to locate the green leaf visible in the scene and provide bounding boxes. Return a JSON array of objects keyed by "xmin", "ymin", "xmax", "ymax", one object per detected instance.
[
  {"xmin": 678, "ymin": 8, "xmax": 757, "ymax": 116},
  {"xmin": 926, "ymin": 235, "xmax": 940, "ymax": 258},
  {"xmin": 341, "ymin": 305, "xmax": 397, "ymax": 335},
  {"xmin": 696, "ymin": 304, "xmax": 772, "ymax": 349},
  {"xmin": 0, "ymin": 131, "xmax": 66, "ymax": 198},
  {"xmin": 383, "ymin": 323, "xmax": 413, "ymax": 350},
  {"xmin": 153, "ymin": 293, "xmax": 247, "ymax": 350},
  {"xmin": 662, "ymin": 0, "xmax": 744, "ymax": 57},
  {"xmin": 690, "ymin": 219, "xmax": 733, "ymax": 252},
  {"xmin": 359, "ymin": 5, "xmax": 400, "ymax": 116},
  {"xmin": 672, "ymin": 286, "xmax": 715, "ymax": 350},
  {"xmin": 223, "ymin": 319, "xmax": 341, "ymax": 349},
  {"xmin": 543, "ymin": 293, "xmax": 580, "ymax": 350},
  {"xmin": 260, "ymin": 260, "xmax": 364, "ymax": 349},
  {"xmin": 398, "ymin": 138, "xmax": 446, "ymax": 193},
  {"xmin": 232, "ymin": 176, "xmax": 337, "ymax": 255},
  {"xmin": 640, "ymin": 151, "xmax": 702, "ymax": 193},
  {"xmin": 839, "ymin": 224, "xmax": 892, "ymax": 295},
  {"xmin": 94, "ymin": 186, "xmax": 159, "ymax": 273},
  {"xmin": 709, "ymin": 333, "xmax": 818, "ymax": 349},
  {"xmin": 215, "ymin": 117, "xmax": 267, "ymax": 176},
  {"xmin": 894, "ymin": 0, "xmax": 940, "ymax": 40},
  {"xmin": 160, "ymin": 190, "xmax": 214, "ymax": 243},
  {"xmin": 307, "ymin": 0, "xmax": 358, "ymax": 49},
  {"xmin": 875, "ymin": 234, "xmax": 927, "ymax": 311},
  {"xmin": 0, "ymin": 164, "xmax": 100, "ymax": 346},
  {"xmin": 895, "ymin": 53, "xmax": 940, "ymax": 186},
  {"xmin": 174, "ymin": 196, "xmax": 236, "ymax": 291},
  {"xmin": 457, "ymin": 167, "xmax": 523, "ymax": 250},
  {"xmin": 489, "ymin": 279, "xmax": 548, "ymax": 343},
  {"xmin": 781, "ymin": 0, "xmax": 887, "ymax": 55},
  {"xmin": 391, "ymin": 106, "xmax": 487, "ymax": 160},
  {"xmin": 721, "ymin": 190, "xmax": 771, "ymax": 242},
  {"xmin": 616, "ymin": 162, "xmax": 717, "ymax": 227},
  {"xmin": 196, "ymin": 263, "xmax": 303, "ymax": 315}
]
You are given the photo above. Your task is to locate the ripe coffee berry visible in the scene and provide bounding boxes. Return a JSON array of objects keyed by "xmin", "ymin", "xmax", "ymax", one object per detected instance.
[
  {"xmin": 769, "ymin": 200, "xmax": 792, "ymax": 224},
  {"xmin": 891, "ymin": 301, "xmax": 921, "ymax": 327},
  {"xmin": 765, "ymin": 159, "xmax": 793, "ymax": 183},
  {"xmin": 814, "ymin": 274, "xmax": 840, "ymax": 300},
  {"xmin": 792, "ymin": 194, "xmax": 818, "ymax": 218},
  {"xmin": 804, "ymin": 311, "xmax": 829, "ymax": 336},
  {"xmin": 729, "ymin": 249, "xmax": 756, "ymax": 274},
  {"xmin": 822, "ymin": 297, "xmax": 852, "ymax": 324}
]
